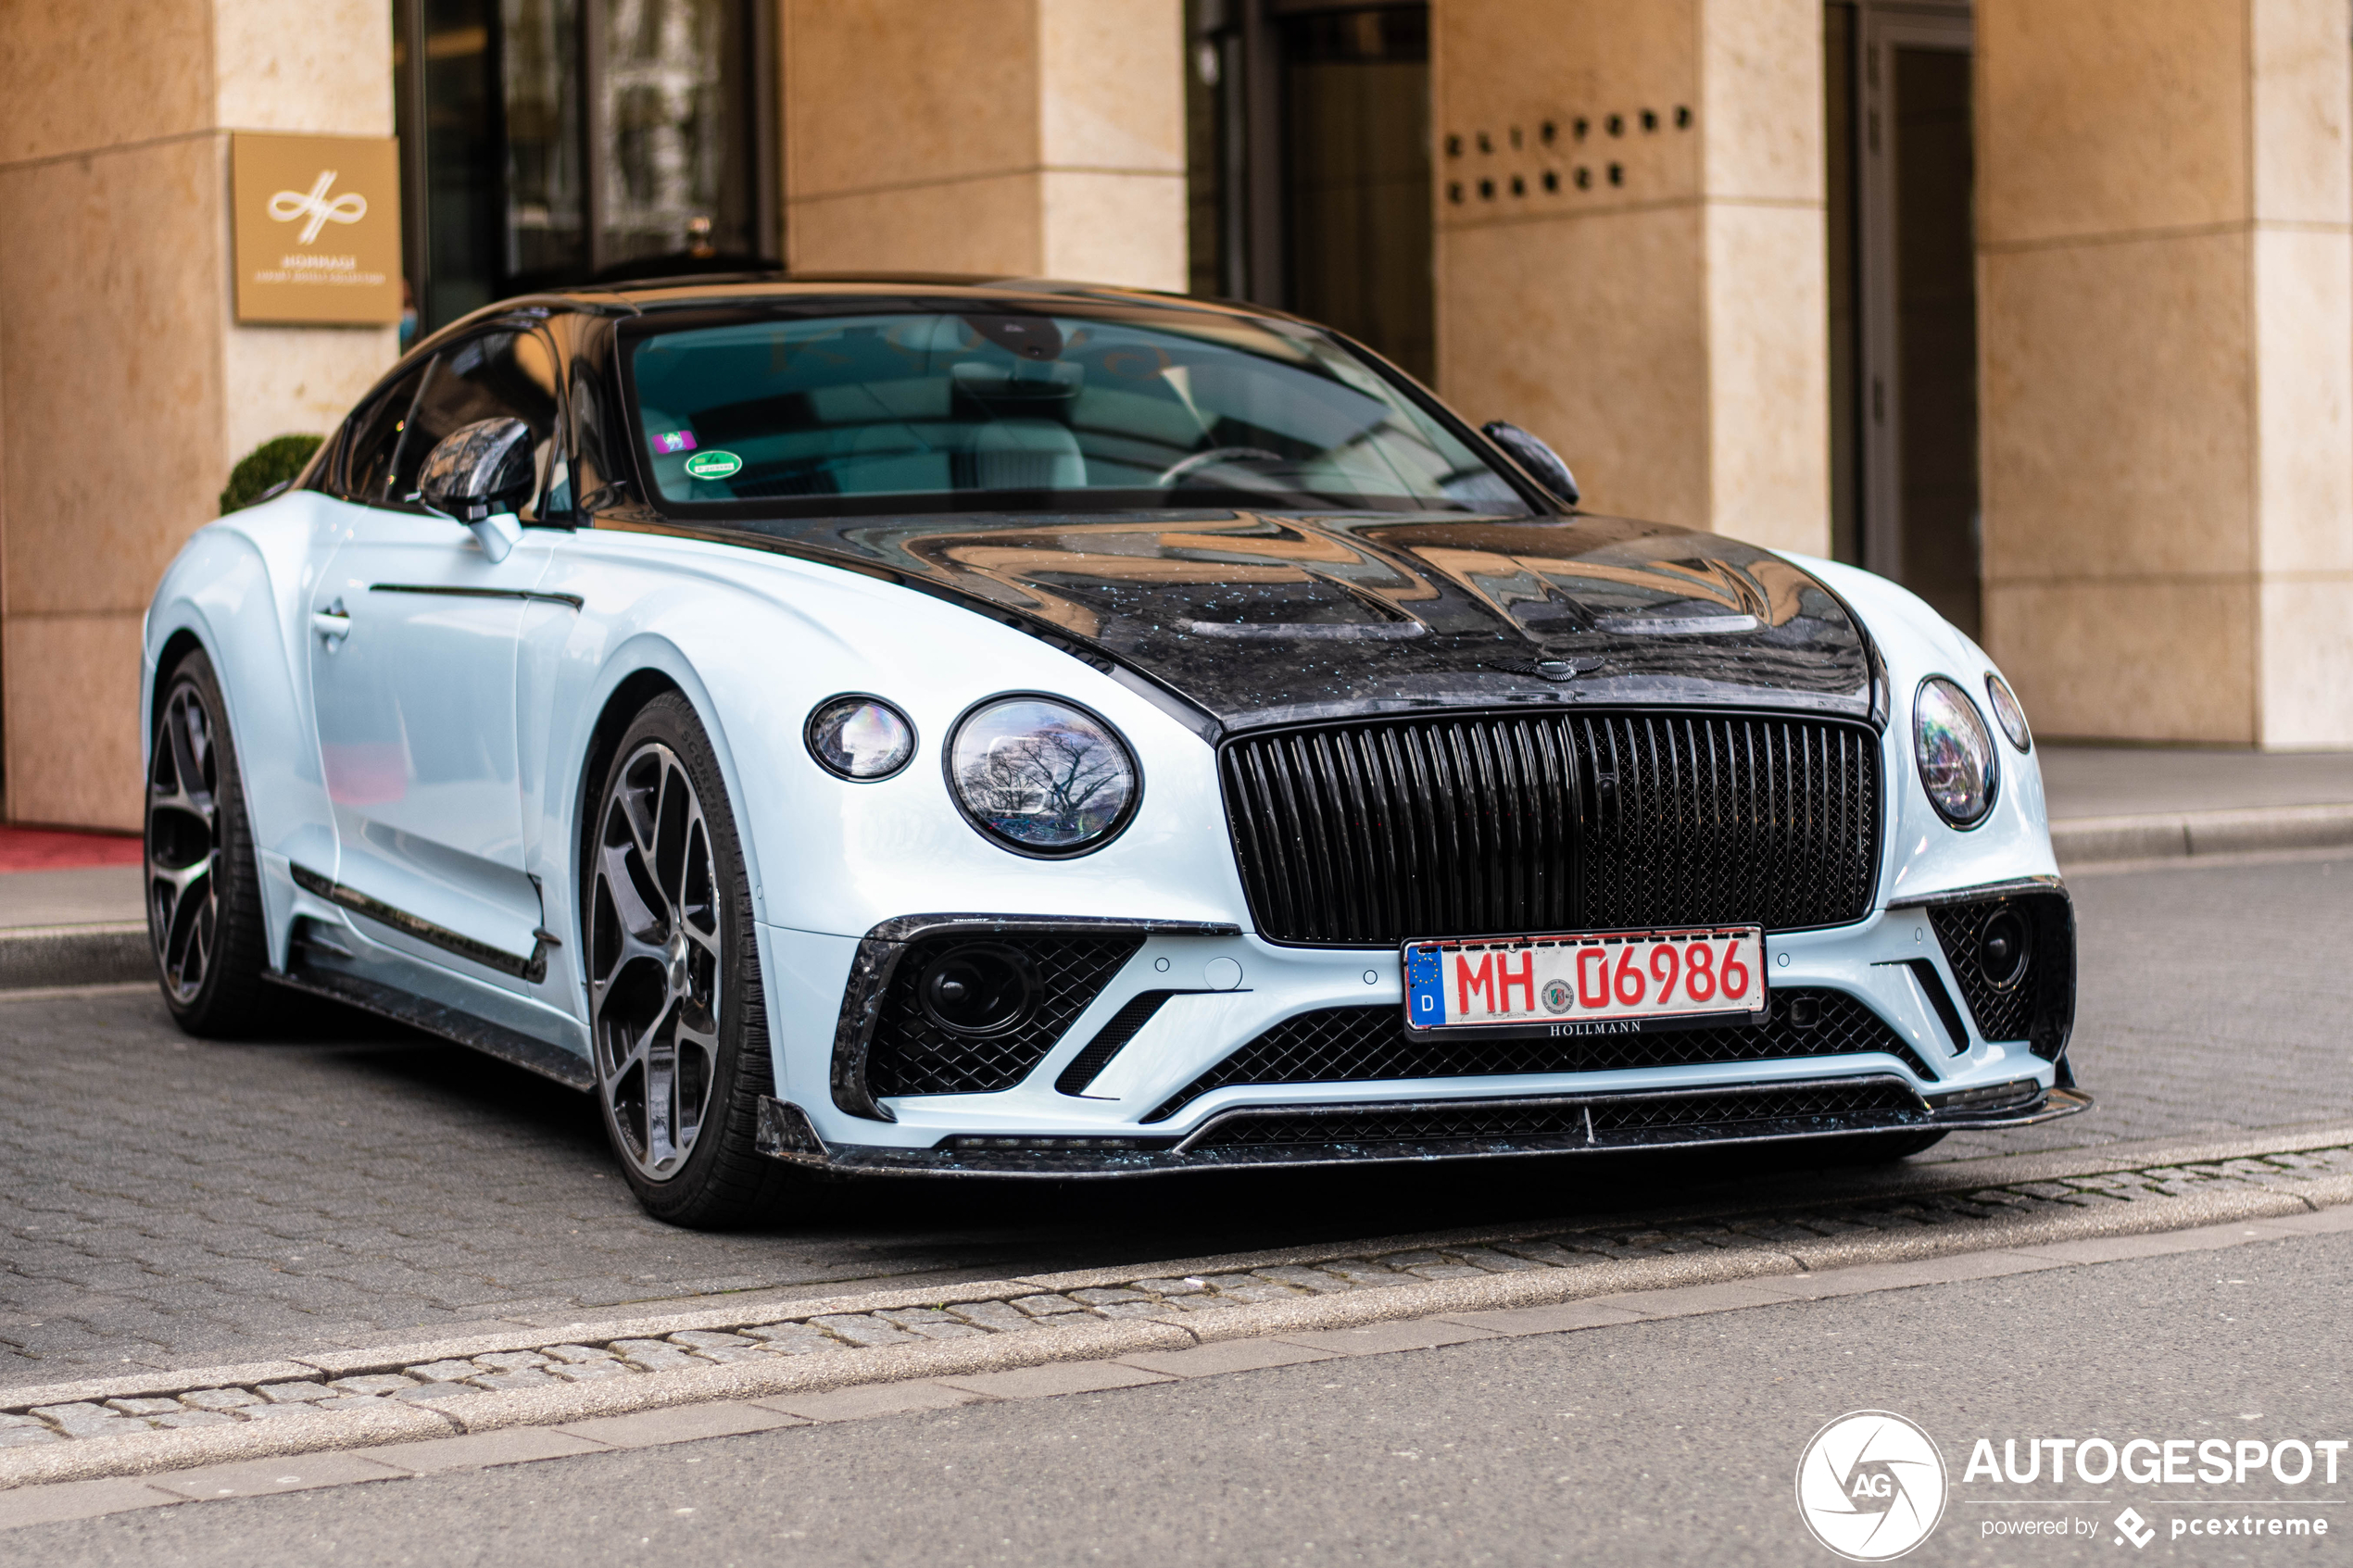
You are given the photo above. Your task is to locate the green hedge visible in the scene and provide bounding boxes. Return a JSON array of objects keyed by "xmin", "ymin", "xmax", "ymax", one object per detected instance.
[{"xmin": 220, "ymin": 433, "xmax": 325, "ymax": 515}]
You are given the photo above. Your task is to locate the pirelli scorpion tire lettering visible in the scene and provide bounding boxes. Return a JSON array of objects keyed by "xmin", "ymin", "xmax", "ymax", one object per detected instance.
[
  {"xmin": 586, "ymin": 692, "xmax": 802, "ymax": 1228},
  {"xmin": 145, "ymin": 647, "xmax": 274, "ymax": 1036}
]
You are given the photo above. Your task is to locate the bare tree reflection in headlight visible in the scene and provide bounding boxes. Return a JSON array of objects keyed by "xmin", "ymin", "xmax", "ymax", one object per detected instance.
[{"xmin": 950, "ymin": 699, "xmax": 1138, "ymax": 849}]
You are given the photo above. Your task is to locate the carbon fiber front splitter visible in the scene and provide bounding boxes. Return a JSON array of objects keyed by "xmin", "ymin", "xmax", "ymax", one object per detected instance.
[{"xmin": 756, "ymin": 1076, "xmax": 2094, "ymax": 1179}]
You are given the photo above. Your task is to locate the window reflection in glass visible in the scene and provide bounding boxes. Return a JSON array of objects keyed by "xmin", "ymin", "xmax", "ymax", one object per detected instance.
[
  {"xmin": 598, "ymin": 0, "xmax": 751, "ymax": 265},
  {"xmin": 628, "ymin": 307, "xmax": 1524, "ymax": 515},
  {"xmin": 503, "ymin": 0, "xmax": 585, "ymax": 282}
]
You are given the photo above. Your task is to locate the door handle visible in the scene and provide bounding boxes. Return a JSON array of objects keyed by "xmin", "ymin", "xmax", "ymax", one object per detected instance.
[{"xmin": 311, "ymin": 599, "xmax": 351, "ymax": 646}]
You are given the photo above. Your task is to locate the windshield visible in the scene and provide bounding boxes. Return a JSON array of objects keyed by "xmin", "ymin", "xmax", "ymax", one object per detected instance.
[{"xmin": 623, "ymin": 302, "xmax": 1529, "ymax": 516}]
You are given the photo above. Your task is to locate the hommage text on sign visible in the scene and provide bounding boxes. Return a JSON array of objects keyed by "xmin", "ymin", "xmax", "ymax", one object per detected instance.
[{"xmin": 231, "ymin": 133, "xmax": 401, "ymax": 325}]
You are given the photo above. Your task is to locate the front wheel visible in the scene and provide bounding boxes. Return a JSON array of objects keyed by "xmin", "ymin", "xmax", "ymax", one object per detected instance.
[
  {"xmin": 585, "ymin": 692, "xmax": 802, "ymax": 1228},
  {"xmin": 147, "ymin": 648, "xmax": 272, "ymax": 1035}
]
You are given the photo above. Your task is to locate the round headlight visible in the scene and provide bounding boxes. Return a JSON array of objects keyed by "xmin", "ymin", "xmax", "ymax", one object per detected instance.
[
  {"xmin": 1984, "ymin": 671, "xmax": 2032, "ymax": 753},
  {"xmin": 948, "ymin": 696, "xmax": 1139, "ymax": 856},
  {"xmin": 1914, "ymin": 676, "xmax": 1998, "ymax": 826},
  {"xmin": 806, "ymin": 695, "xmax": 916, "ymax": 781}
]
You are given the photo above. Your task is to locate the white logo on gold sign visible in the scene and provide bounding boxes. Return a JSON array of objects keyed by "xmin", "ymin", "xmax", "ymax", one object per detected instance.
[{"xmin": 268, "ymin": 170, "xmax": 368, "ymax": 245}]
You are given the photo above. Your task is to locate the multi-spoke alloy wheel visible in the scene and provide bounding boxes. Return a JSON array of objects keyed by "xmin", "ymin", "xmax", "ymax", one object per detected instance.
[
  {"xmin": 148, "ymin": 680, "xmax": 221, "ymax": 1004},
  {"xmin": 145, "ymin": 649, "xmax": 269, "ymax": 1035},
  {"xmin": 591, "ymin": 741, "xmax": 724, "ymax": 1180},
  {"xmin": 585, "ymin": 696, "xmax": 798, "ymax": 1226}
]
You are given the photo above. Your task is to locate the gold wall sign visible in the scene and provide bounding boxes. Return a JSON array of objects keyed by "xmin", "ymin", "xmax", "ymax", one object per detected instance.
[{"xmin": 231, "ymin": 133, "xmax": 402, "ymax": 325}]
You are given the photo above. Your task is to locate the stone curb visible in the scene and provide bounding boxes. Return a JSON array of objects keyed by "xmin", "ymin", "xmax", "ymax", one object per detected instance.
[
  {"xmin": 8, "ymin": 1122, "xmax": 2348, "ymax": 1416},
  {"xmin": 0, "ymin": 1401, "xmax": 457, "ymax": 1491},
  {"xmin": 7, "ymin": 1128, "xmax": 2348, "ymax": 1414},
  {"xmin": 2053, "ymin": 802, "xmax": 2353, "ymax": 868},
  {"xmin": 0, "ymin": 924, "xmax": 147, "ymax": 991},
  {"xmin": 2, "ymin": 1173, "xmax": 2339, "ymax": 1493},
  {"xmin": 0, "ymin": 1318, "xmax": 1190, "ymax": 1489},
  {"xmin": 1003, "ymin": 1123, "xmax": 2353, "ymax": 1293}
]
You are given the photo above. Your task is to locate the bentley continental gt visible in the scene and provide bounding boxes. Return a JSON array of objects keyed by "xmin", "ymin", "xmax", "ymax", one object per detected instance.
[{"xmin": 143, "ymin": 277, "xmax": 2087, "ymax": 1227}]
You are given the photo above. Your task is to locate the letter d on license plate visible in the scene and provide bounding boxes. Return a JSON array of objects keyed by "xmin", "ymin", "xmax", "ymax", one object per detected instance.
[{"xmin": 1403, "ymin": 926, "xmax": 1767, "ymax": 1034}]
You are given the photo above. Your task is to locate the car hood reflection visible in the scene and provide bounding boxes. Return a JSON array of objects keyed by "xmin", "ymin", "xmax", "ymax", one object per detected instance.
[{"xmin": 638, "ymin": 508, "xmax": 1877, "ymax": 733}]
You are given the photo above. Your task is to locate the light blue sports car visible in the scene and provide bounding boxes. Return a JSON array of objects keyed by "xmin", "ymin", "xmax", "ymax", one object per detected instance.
[{"xmin": 145, "ymin": 277, "xmax": 2085, "ymax": 1227}]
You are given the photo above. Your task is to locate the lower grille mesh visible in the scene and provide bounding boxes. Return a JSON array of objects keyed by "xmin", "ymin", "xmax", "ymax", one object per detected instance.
[
  {"xmin": 1923, "ymin": 890, "xmax": 2074, "ymax": 1058},
  {"xmin": 1144, "ymin": 986, "xmax": 1932, "ymax": 1123},
  {"xmin": 1189, "ymin": 1078, "xmax": 1930, "ymax": 1149},
  {"xmin": 866, "ymin": 935, "xmax": 1139, "ymax": 1097}
]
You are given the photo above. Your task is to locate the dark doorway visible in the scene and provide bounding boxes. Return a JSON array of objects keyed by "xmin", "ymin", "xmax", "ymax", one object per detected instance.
[
  {"xmin": 1185, "ymin": 1, "xmax": 1433, "ymax": 383},
  {"xmin": 393, "ymin": 0, "xmax": 777, "ymax": 335},
  {"xmin": 1826, "ymin": 3, "xmax": 1980, "ymax": 635}
]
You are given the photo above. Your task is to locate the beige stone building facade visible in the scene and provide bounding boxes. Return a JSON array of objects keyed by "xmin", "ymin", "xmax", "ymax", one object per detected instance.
[{"xmin": 2, "ymin": 0, "xmax": 2348, "ymax": 832}]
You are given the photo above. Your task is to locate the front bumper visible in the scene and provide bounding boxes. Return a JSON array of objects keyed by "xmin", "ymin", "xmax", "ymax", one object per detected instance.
[{"xmin": 759, "ymin": 1075, "xmax": 2094, "ymax": 1178}]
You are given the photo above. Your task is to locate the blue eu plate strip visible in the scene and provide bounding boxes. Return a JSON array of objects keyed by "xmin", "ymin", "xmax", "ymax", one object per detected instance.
[{"xmin": 1404, "ymin": 944, "xmax": 1447, "ymax": 1029}]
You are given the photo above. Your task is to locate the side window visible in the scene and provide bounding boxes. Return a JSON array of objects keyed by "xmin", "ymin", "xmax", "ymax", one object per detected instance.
[
  {"xmin": 340, "ymin": 365, "xmax": 430, "ymax": 505},
  {"xmin": 386, "ymin": 329, "xmax": 566, "ymax": 513}
]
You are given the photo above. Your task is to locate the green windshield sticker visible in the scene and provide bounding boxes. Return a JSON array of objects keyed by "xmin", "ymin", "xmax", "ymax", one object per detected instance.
[{"xmin": 682, "ymin": 449, "xmax": 743, "ymax": 481}]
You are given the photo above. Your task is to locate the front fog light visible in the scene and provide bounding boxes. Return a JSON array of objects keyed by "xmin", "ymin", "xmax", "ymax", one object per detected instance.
[
  {"xmin": 1977, "ymin": 906, "xmax": 2030, "ymax": 990},
  {"xmin": 916, "ymin": 944, "xmax": 1039, "ymax": 1035},
  {"xmin": 807, "ymin": 695, "xmax": 915, "ymax": 780},
  {"xmin": 1914, "ymin": 676, "xmax": 1997, "ymax": 826},
  {"xmin": 949, "ymin": 696, "xmax": 1139, "ymax": 855}
]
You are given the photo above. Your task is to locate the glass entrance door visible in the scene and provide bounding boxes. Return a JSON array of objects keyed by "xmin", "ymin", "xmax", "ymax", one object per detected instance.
[
  {"xmin": 1184, "ymin": 1, "xmax": 1434, "ymax": 383},
  {"xmin": 1829, "ymin": 2, "xmax": 1980, "ymax": 635},
  {"xmin": 394, "ymin": 0, "xmax": 775, "ymax": 334}
]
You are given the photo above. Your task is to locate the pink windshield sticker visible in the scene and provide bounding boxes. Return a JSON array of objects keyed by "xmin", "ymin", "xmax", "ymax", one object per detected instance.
[{"xmin": 653, "ymin": 430, "xmax": 698, "ymax": 454}]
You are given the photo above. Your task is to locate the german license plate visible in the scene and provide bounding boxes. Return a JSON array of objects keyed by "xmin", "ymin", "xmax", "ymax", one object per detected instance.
[{"xmin": 1403, "ymin": 926, "xmax": 1767, "ymax": 1035}]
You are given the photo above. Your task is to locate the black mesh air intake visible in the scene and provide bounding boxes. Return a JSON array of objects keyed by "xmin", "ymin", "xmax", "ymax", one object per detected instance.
[
  {"xmin": 1144, "ymin": 986, "xmax": 1931, "ymax": 1123},
  {"xmin": 1189, "ymin": 1078, "xmax": 1931, "ymax": 1149},
  {"xmin": 1924, "ymin": 890, "xmax": 2076, "ymax": 1058},
  {"xmin": 1221, "ymin": 710, "xmax": 1879, "ymax": 947},
  {"xmin": 865, "ymin": 935, "xmax": 1140, "ymax": 1097}
]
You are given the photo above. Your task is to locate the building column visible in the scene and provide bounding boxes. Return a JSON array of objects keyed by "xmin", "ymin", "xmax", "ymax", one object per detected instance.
[
  {"xmin": 781, "ymin": 0, "xmax": 1188, "ymax": 290},
  {"xmin": 1979, "ymin": 0, "xmax": 2353, "ymax": 746},
  {"xmin": 1429, "ymin": 0, "xmax": 1831, "ymax": 555},
  {"xmin": 0, "ymin": 0, "xmax": 398, "ymax": 829}
]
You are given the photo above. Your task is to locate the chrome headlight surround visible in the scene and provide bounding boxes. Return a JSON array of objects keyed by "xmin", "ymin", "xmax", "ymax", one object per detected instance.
[
  {"xmin": 1985, "ymin": 671, "xmax": 2032, "ymax": 753},
  {"xmin": 1914, "ymin": 676, "xmax": 1998, "ymax": 828},
  {"xmin": 946, "ymin": 694, "xmax": 1142, "ymax": 858},
  {"xmin": 805, "ymin": 694, "xmax": 918, "ymax": 782}
]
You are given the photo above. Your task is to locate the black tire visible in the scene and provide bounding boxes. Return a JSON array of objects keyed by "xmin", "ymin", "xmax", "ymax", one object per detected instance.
[
  {"xmin": 585, "ymin": 692, "xmax": 801, "ymax": 1228},
  {"xmin": 1822, "ymin": 1128, "xmax": 1949, "ymax": 1164},
  {"xmin": 146, "ymin": 647, "xmax": 274, "ymax": 1035}
]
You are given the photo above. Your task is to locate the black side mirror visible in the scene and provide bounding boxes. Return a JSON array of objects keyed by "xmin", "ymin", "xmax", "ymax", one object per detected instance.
[
  {"xmin": 1482, "ymin": 420, "xmax": 1579, "ymax": 508},
  {"xmin": 418, "ymin": 418, "xmax": 536, "ymax": 522}
]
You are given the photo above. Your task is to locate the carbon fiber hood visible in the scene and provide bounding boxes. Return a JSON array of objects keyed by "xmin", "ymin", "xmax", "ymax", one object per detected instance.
[{"xmin": 653, "ymin": 509, "xmax": 1880, "ymax": 734}]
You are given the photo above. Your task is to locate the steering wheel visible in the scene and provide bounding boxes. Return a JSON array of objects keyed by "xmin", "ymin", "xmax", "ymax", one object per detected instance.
[{"xmin": 1153, "ymin": 446, "xmax": 1285, "ymax": 487}]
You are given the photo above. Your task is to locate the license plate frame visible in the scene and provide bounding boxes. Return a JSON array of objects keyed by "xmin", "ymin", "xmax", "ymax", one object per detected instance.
[{"xmin": 1403, "ymin": 925, "xmax": 1769, "ymax": 1037}]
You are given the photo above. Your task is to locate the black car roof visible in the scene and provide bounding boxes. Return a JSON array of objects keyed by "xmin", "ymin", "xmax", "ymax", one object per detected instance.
[{"xmin": 433, "ymin": 274, "xmax": 1294, "ymax": 342}]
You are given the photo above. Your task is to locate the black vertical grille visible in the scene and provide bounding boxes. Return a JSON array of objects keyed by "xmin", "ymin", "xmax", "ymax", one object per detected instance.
[{"xmin": 1221, "ymin": 710, "xmax": 1880, "ymax": 947}]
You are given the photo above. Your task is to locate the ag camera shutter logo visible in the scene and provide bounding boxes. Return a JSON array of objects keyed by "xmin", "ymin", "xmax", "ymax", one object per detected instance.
[{"xmin": 1795, "ymin": 1411, "xmax": 1949, "ymax": 1560}]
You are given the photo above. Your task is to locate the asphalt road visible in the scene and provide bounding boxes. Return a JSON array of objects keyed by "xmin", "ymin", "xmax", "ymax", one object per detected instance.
[
  {"xmin": 17, "ymin": 1224, "xmax": 2350, "ymax": 1565},
  {"xmin": 4, "ymin": 851, "xmax": 2350, "ymax": 1383}
]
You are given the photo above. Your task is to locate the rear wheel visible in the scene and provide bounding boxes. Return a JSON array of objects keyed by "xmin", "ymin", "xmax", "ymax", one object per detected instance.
[
  {"xmin": 146, "ymin": 648, "xmax": 272, "ymax": 1035},
  {"xmin": 586, "ymin": 693, "xmax": 800, "ymax": 1228}
]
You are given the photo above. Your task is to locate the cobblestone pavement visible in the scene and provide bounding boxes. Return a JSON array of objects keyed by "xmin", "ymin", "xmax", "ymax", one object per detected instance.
[
  {"xmin": 4, "ymin": 1139, "xmax": 2347, "ymax": 1449},
  {"xmin": 3, "ymin": 853, "xmax": 2349, "ymax": 1386}
]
